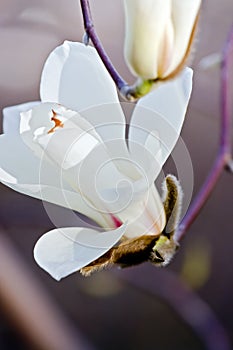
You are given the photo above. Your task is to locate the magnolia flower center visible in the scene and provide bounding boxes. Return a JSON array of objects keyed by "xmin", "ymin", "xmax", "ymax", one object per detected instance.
[{"xmin": 48, "ymin": 110, "xmax": 64, "ymax": 134}]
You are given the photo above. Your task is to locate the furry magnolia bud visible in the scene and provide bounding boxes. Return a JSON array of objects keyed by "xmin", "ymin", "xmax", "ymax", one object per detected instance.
[{"xmin": 124, "ymin": 0, "xmax": 201, "ymax": 80}]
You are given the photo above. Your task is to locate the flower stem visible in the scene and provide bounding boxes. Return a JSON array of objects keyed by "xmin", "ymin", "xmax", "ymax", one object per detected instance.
[
  {"xmin": 80, "ymin": 0, "xmax": 152, "ymax": 100},
  {"xmin": 80, "ymin": 0, "xmax": 126, "ymax": 90},
  {"xmin": 175, "ymin": 26, "xmax": 233, "ymax": 242}
]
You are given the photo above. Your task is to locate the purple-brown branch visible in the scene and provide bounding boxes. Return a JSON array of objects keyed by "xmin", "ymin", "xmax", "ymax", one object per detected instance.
[
  {"xmin": 175, "ymin": 25, "xmax": 233, "ymax": 241},
  {"xmin": 80, "ymin": 0, "xmax": 128, "ymax": 95},
  {"xmin": 79, "ymin": 0, "xmax": 233, "ymax": 242}
]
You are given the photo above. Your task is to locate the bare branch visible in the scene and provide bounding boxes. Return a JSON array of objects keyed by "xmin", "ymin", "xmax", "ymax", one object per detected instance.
[{"xmin": 175, "ymin": 26, "xmax": 233, "ymax": 241}]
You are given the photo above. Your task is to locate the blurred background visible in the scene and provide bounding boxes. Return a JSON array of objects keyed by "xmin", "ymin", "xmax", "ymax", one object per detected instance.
[{"xmin": 0, "ymin": 0, "xmax": 233, "ymax": 349}]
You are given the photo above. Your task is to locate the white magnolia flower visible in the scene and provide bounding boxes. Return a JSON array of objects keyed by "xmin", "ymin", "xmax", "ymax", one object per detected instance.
[
  {"xmin": 124, "ymin": 0, "xmax": 201, "ymax": 80},
  {"xmin": 0, "ymin": 41, "xmax": 192, "ymax": 280}
]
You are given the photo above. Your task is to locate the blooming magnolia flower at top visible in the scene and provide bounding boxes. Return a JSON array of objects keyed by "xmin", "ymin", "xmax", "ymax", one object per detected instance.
[
  {"xmin": 0, "ymin": 41, "xmax": 192, "ymax": 280},
  {"xmin": 124, "ymin": 0, "xmax": 201, "ymax": 81}
]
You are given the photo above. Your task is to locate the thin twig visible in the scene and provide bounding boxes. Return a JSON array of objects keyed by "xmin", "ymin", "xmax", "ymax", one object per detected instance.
[
  {"xmin": 80, "ymin": 0, "xmax": 129, "ymax": 94},
  {"xmin": 80, "ymin": 0, "xmax": 154, "ymax": 100},
  {"xmin": 0, "ymin": 229, "xmax": 94, "ymax": 350},
  {"xmin": 175, "ymin": 26, "xmax": 233, "ymax": 242},
  {"xmin": 114, "ymin": 265, "xmax": 231, "ymax": 350}
]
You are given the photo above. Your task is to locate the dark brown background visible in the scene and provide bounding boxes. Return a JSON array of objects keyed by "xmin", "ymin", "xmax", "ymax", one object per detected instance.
[{"xmin": 0, "ymin": 1, "xmax": 232, "ymax": 349}]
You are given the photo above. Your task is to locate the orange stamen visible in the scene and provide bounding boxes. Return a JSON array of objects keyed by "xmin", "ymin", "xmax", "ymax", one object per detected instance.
[{"xmin": 48, "ymin": 110, "xmax": 64, "ymax": 134}]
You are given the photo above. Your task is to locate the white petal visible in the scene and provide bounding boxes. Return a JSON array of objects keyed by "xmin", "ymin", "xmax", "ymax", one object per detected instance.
[
  {"xmin": 20, "ymin": 103, "xmax": 101, "ymax": 169},
  {"xmin": 124, "ymin": 0, "xmax": 172, "ymax": 79},
  {"xmin": 72, "ymin": 137, "xmax": 137, "ymax": 215},
  {"xmin": 166, "ymin": 0, "xmax": 201, "ymax": 76},
  {"xmin": 40, "ymin": 41, "xmax": 119, "ymax": 112},
  {"xmin": 99, "ymin": 180, "xmax": 166, "ymax": 239},
  {"xmin": 118, "ymin": 185, "xmax": 166, "ymax": 238},
  {"xmin": 18, "ymin": 103, "xmax": 139, "ymax": 222},
  {"xmin": 20, "ymin": 102, "xmax": 101, "ymax": 143},
  {"xmin": 40, "ymin": 43, "xmax": 129, "ymax": 172},
  {"xmin": 40, "ymin": 41, "xmax": 128, "ymax": 166},
  {"xmin": 0, "ymin": 134, "xmax": 42, "ymax": 185},
  {"xmin": 3, "ymin": 101, "xmax": 40, "ymax": 135},
  {"xmin": 80, "ymin": 104, "xmax": 131, "ymax": 174},
  {"xmin": 0, "ymin": 134, "xmax": 112, "ymax": 228},
  {"xmin": 78, "ymin": 102, "xmax": 126, "ymax": 143},
  {"xmin": 129, "ymin": 68, "xmax": 193, "ymax": 179},
  {"xmin": 34, "ymin": 224, "xmax": 127, "ymax": 280}
]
